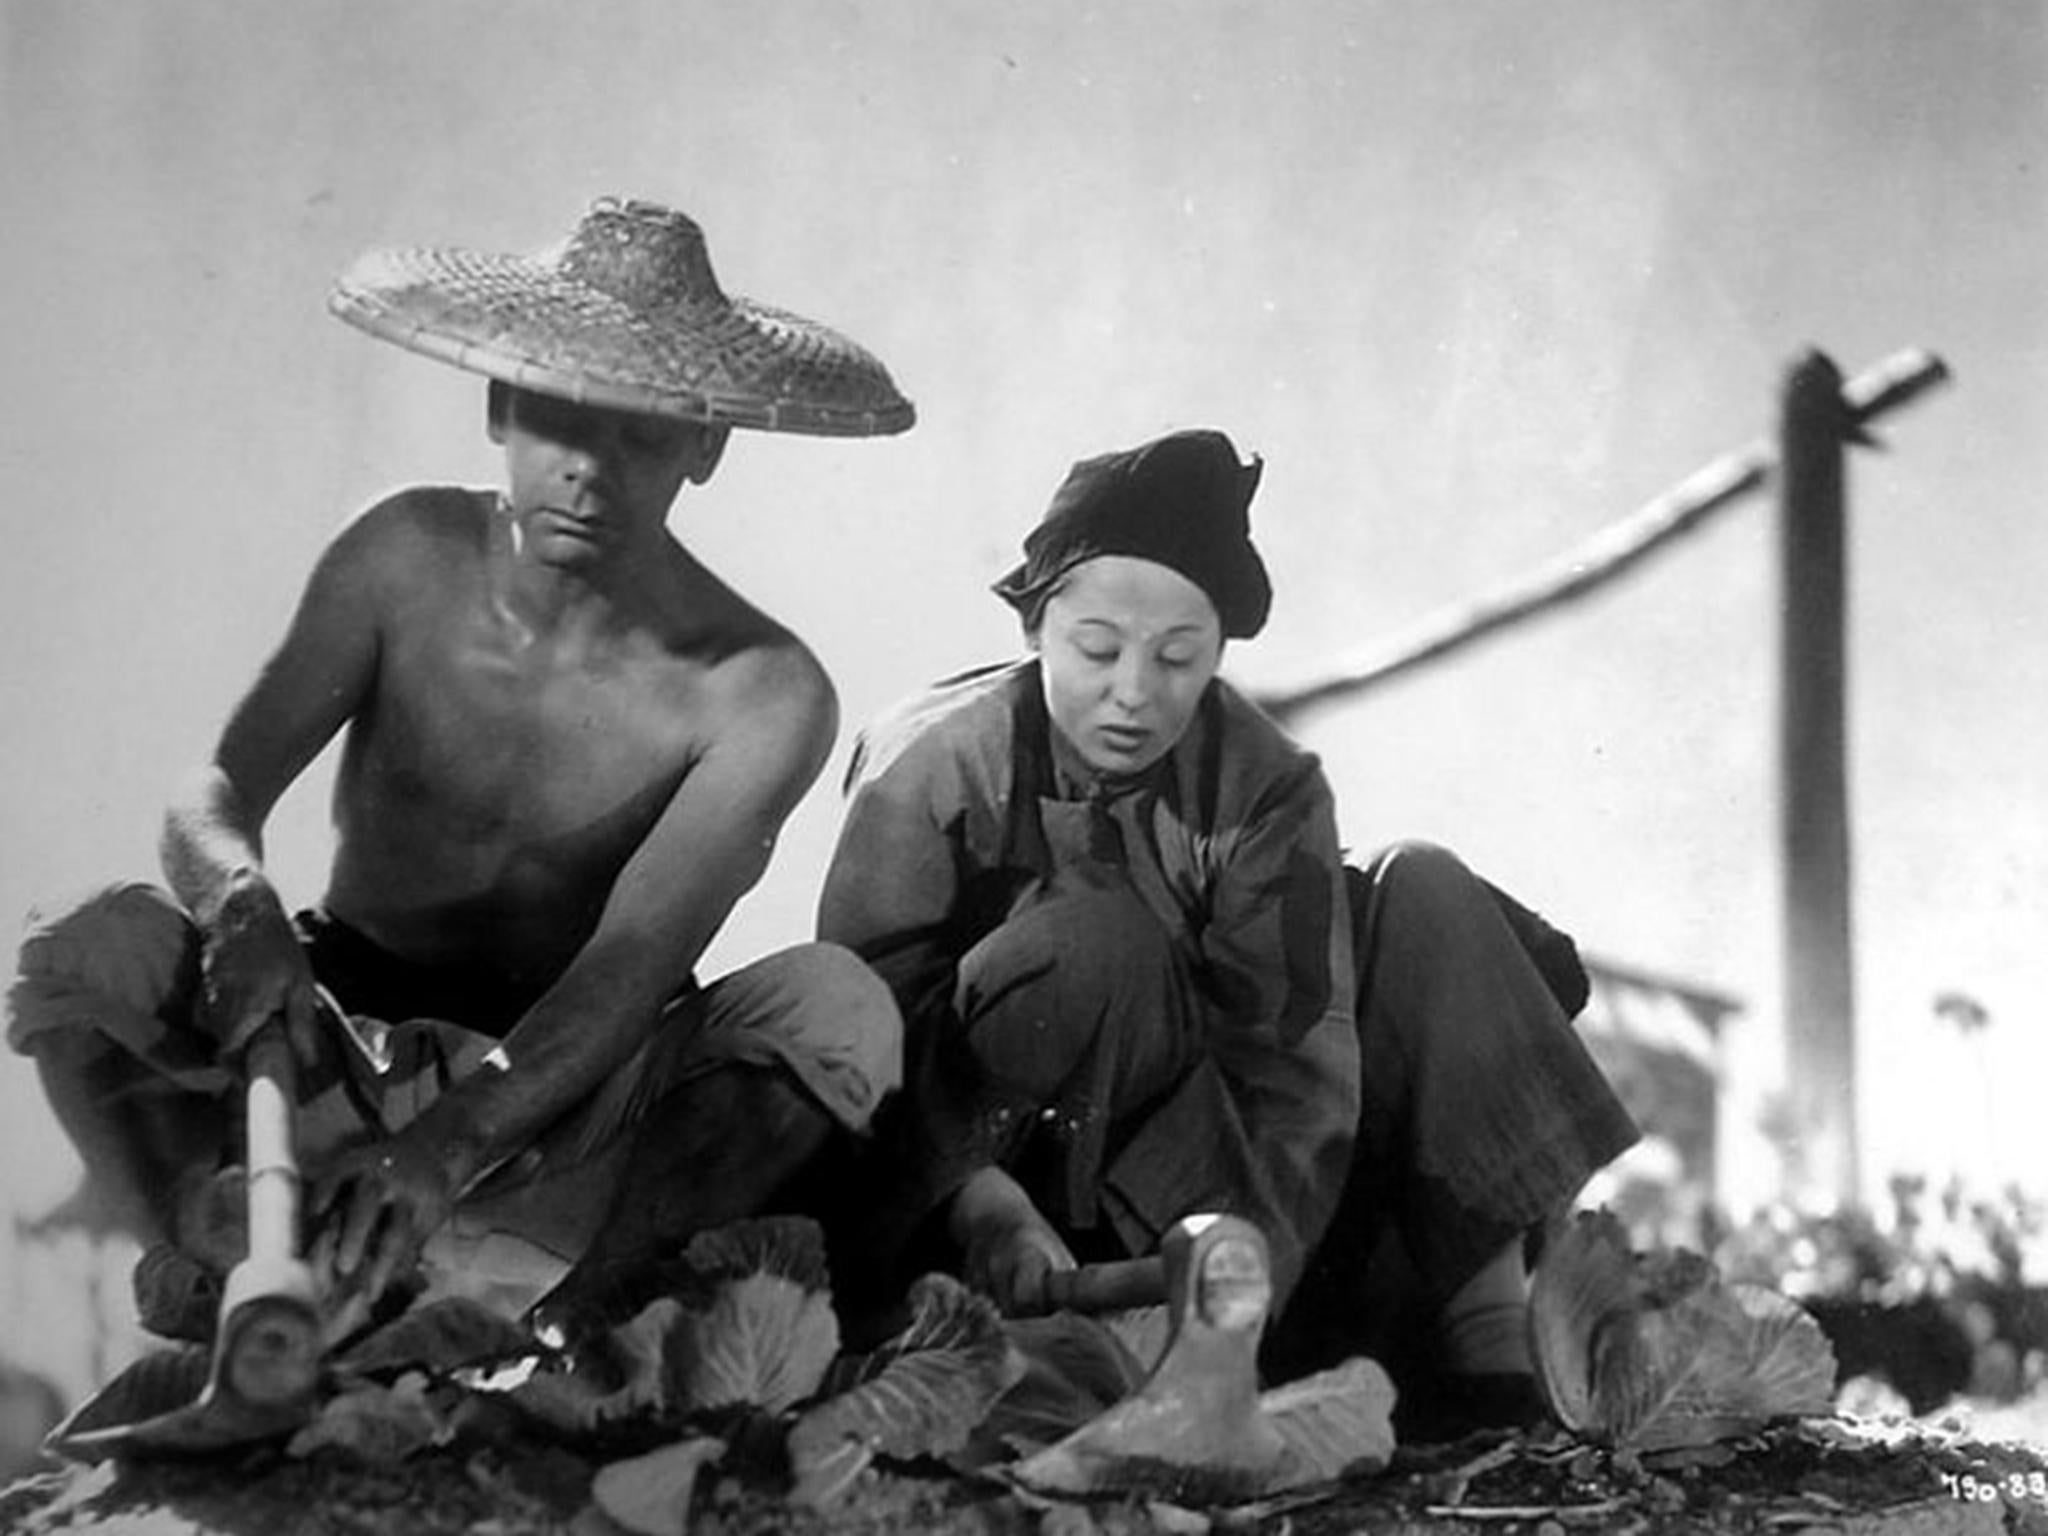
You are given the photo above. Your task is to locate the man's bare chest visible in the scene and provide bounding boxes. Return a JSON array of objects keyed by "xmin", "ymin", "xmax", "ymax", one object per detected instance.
[{"xmin": 354, "ymin": 630, "xmax": 702, "ymax": 842}]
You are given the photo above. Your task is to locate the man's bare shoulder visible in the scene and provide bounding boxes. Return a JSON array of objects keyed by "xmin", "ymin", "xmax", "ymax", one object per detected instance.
[
  {"xmin": 663, "ymin": 559, "xmax": 822, "ymax": 685},
  {"xmin": 731, "ymin": 627, "xmax": 835, "ymax": 714},
  {"xmin": 663, "ymin": 567, "xmax": 837, "ymax": 764},
  {"xmin": 326, "ymin": 485, "xmax": 493, "ymax": 579},
  {"xmin": 697, "ymin": 609, "xmax": 836, "ymax": 734},
  {"xmin": 271, "ymin": 486, "xmax": 490, "ymax": 643}
]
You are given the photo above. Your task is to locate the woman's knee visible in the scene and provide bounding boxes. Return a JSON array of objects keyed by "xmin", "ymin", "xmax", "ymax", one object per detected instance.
[
  {"xmin": 954, "ymin": 888, "xmax": 1181, "ymax": 1091},
  {"xmin": 1347, "ymin": 840, "xmax": 1515, "ymax": 1010},
  {"xmin": 958, "ymin": 887, "xmax": 1175, "ymax": 1014},
  {"xmin": 1350, "ymin": 840, "xmax": 1481, "ymax": 926},
  {"xmin": 1357, "ymin": 839, "xmax": 1468, "ymax": 893}
]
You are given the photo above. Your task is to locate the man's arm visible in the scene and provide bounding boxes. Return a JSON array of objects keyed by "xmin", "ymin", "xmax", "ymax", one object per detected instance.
[
  {"xmin": 161, "ymin": 512, "xmax": 386, "ymax": 1057},
  {"xmin": 322, "ymin": 642, "xmax": 837, "ymax": 1284}
]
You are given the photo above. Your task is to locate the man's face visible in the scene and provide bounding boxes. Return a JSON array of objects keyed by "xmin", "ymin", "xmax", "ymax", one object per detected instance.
[
  {"xmin": 490, "ymin": 387, "xmax": 727, "ymax": 565},
  {"xmin": 1034, "ymin": 555, "xmax": 1224, "ymax": 777}
]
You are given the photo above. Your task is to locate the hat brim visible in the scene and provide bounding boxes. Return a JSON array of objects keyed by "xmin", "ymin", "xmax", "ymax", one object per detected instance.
[{"xmin": 329, "ymin": 245, "xmax": 914, "ymax": 437}]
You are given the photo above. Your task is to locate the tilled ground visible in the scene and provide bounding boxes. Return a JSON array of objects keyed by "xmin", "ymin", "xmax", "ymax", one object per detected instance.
[
  {"xmin": 7, "ymin": 1418, "xmax": 2048, "ymax": 1536},
  {"xmin": 1287, "ymin": 1423, "xmax": 2048, "ymax": 1536}
]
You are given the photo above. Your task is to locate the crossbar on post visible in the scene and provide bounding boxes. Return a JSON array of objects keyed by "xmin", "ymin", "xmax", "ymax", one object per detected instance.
[{"xmin": 1251, "ymin": 348, "xmax": 1949, "ymax": 725}]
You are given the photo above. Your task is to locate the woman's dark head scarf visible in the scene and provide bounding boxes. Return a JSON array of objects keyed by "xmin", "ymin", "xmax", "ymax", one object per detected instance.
[{"xmin": 992, "ymin": 428, "xmax": 1272, "ymax": 639}]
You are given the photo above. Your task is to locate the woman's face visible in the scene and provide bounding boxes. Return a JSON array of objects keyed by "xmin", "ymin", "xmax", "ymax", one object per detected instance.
[{"xmin": 1034, "ymin": 555, "xmax": 1224, "ymax": 776}]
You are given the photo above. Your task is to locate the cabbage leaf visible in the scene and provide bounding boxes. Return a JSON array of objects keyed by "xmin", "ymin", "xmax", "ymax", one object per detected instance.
[
  {"xmin": 1530, "ymin": 1209, "xmax": 1837, "ymax": 1450},
  {"xmin": 787, "ymin": 1273, "xmax": 1023, "ymax": 1505},
  {"xmin": 591, "ymin": 1435, "xmax": 728, "ymax": 1536}
]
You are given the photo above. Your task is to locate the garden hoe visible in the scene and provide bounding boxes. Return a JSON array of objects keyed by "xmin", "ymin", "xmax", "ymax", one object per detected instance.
[
  {"xmin": 1032, "ymin": 1255, "xmax": 1168, "ymax": 1316},
  {"xmin": 50, "ymin": 1020, "xmax": 325, "ymax": 1460},
  {"xmin": 1012, "ymin": 1214, "xmax": 1290, "ymax": 1496}
]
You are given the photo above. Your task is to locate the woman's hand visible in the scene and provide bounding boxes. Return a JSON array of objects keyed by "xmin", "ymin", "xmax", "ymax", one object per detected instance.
[{"xmin": 950, "ymin": 1165, "xmax": 1078, "ymax": 1316}]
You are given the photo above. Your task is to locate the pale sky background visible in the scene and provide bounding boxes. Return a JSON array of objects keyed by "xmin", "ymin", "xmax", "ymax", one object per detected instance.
[{"xmin": 3, "ymin": 2, "xmax": 2044, "ymax": 1399}]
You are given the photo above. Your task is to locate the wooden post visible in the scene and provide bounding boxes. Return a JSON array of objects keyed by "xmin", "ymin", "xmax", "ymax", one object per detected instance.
[{"xmin": 1778, "ymin": 349, "xmax": 1860, "ymax": 1209}]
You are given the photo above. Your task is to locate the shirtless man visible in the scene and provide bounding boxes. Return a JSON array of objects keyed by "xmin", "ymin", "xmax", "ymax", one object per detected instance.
[{"xmin": 10, "ymin": 198, "xmax": 913, "ymax": 1337}]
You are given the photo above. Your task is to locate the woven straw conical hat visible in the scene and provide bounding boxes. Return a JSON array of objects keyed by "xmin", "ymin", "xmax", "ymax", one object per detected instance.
[{"xmin": 328, "ymin": 198, "xmax": 914, "ymax": 437}]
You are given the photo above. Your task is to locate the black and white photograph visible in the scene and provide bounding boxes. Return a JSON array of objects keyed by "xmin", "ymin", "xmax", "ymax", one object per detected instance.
[{"xmin": 2, "ymin": 4, "xmax": 2044, "ymax": 1529}]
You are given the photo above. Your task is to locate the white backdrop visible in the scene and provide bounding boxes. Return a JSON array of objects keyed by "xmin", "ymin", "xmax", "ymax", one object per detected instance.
[{"xmin": 4, "ymin": 1, "xmax": 2044, "ymax": 1397}]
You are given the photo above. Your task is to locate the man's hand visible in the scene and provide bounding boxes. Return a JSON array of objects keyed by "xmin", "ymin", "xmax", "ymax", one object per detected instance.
[
  {"xmin": 310, "ymin": 1132, "xmax": 454, "ymax": 1336},
  {"xmin": 200, "ymin": 874, "xmax": 324, "ymax": 1066},
  {"xmin": 950, "ymin": 1165, "xmax": 1078, "ymax": 1317}
]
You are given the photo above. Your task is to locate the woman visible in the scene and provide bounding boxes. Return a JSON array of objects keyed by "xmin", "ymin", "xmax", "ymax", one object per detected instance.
[{"xmin": 817, "ymin": 428, "xmax": 1637, "ymax": 1434}]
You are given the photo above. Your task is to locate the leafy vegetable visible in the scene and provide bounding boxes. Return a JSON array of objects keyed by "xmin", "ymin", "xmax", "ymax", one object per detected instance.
[
  {"xmin": 333, "ymin": 1296, "xmax": 537, "ymax": 1379},
  {"xmin": 786, "ymin": 1273, "xmax": 1023, "ymax": 1505},
  {"xmin": 286, "ymin": 1372, "xmax": 452, "ymax": 1463},
  {"xmin": 43, "ymin": 1343, "xmax": 313, "ymax": 1461},
  {"xmin": 1261, "ymin": 1356, "xmax": 1397, "ymax": 1487},
  {"xmin": 510, "ymin": 1297, "xmax": 683, "ymax": 1435},
  {"xmin": 972, "ymin": 1311, "xmax": 1153, "ymax": 1462},
  {"xmin": 660, "ymin": 1216, "xmax": 840, "ymax": 1415},
  {"xmin": 510, "ymin": 1219, "xmax": 845, "ymax": 1435},
  {"xmin": 670, "ymin": 1215, "xmax": 832, "ymax": 1296},
  {"xmin": 665, "ymin": 1269, "xmax": 840, "ymax": 1415},
  {"xmin": 786, "ymin": 1434, "xmax": 872, "ymax": 1511},
  {"xmin": 1530, "ymin": 1209, "xmax": 1838, "ymax": 1450},
  {"xmin": 46, "ymin": 1346, "xmax": 211, "ymax": 1453},
  {"xmin": 590, "ymin": 1435, "xmax": 728, "ymax": 1536}
]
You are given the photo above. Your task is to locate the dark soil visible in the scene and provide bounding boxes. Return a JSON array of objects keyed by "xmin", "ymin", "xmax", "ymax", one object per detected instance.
[
  {"xmin": 8, "ymin": 1419, "xmax": 2048, "ymax": 1536},
  {"xmin": 1286, "ymin": 1422, "xmax": 2048, "ymax": 1536}
]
